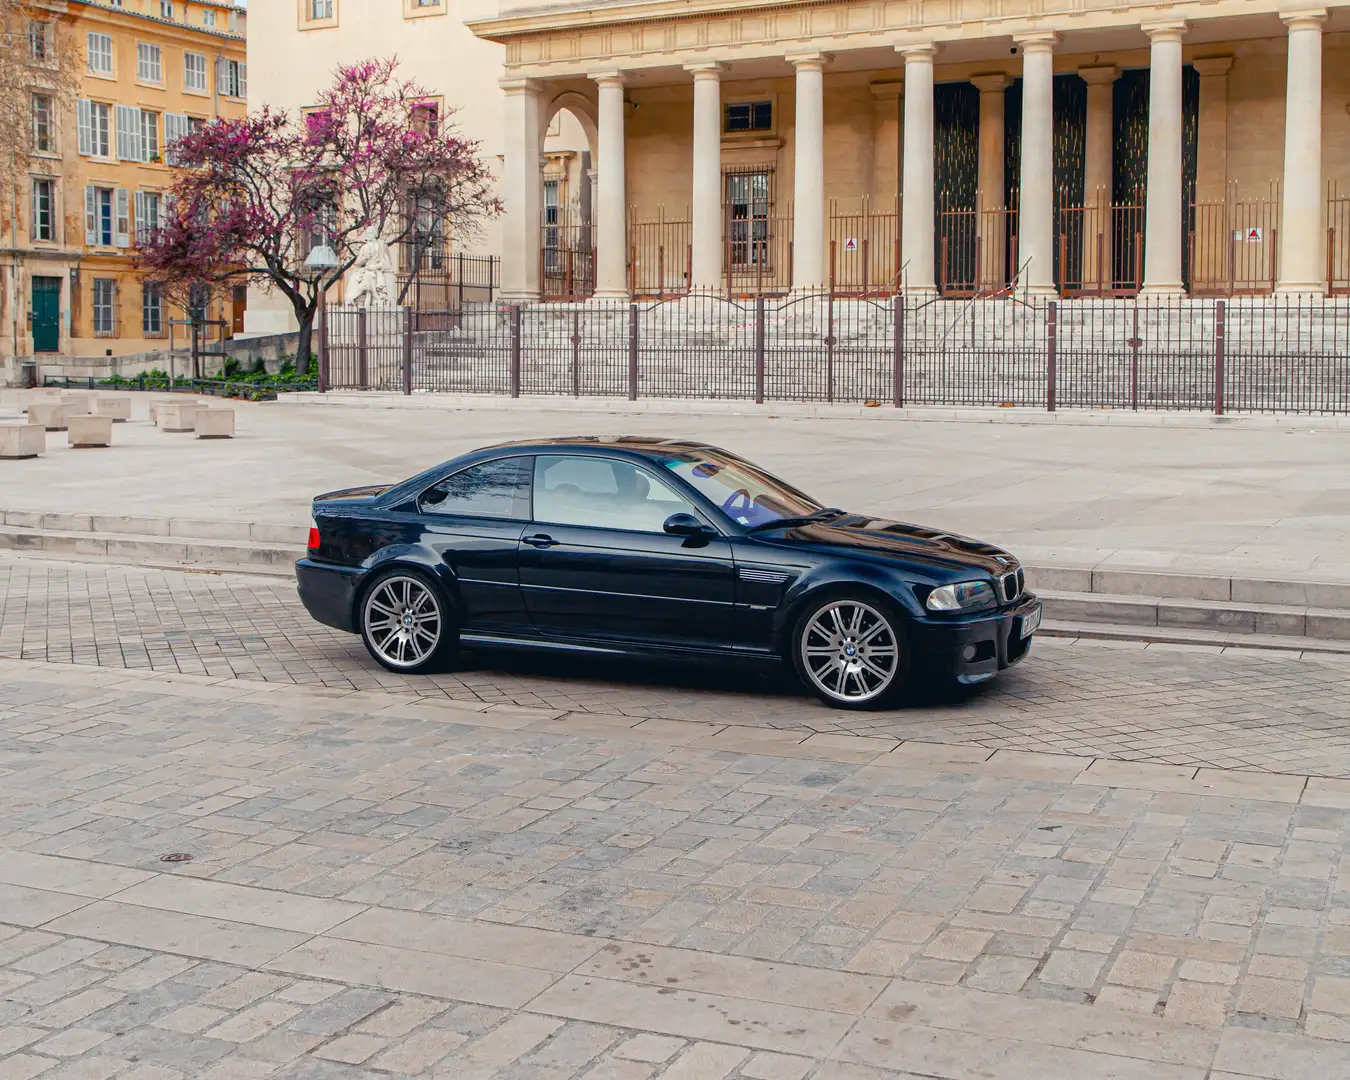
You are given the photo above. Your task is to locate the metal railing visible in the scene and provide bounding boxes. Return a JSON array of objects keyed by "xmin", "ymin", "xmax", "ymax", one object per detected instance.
[{"xmin": 319, "ymin": 294, "xmax": 1350, "ymax": 415}]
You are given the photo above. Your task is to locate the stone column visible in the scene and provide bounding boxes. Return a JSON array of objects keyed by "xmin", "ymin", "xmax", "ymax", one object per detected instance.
[
  {"xmin": 1015, "ymin": 33, "xmax": 1058, "ymax": 295},
  {"xmin": 1278, "ymin": 10, "xmax": 1327, "ymax": 294},
  {"xmin": 1079, "ymin": 65, "xmax": 1119, "ymax": 290},
  {"xmin": 972, "ymin": 73, "xmax": 1009, "ymax": 291},
  {"xmin": 790, "ymin": 53, "xmax": 827, "ymax": 292},
  {"xmin": 1193, "ymin": 57, "xmax": 1232, "ymax": 205},
  {"xmin": 869, "ymin": 80, "xmax": 904, "ymax": 210},
  {"xmin": 898, "ymin": 43, "xmax": 936, "ymax": 293},
  {"xmin": 686, "ymin": 63, "xmax": 723, "ymax": 293},
  {"xmin": 1142, "ymin": 22, "xmax": 1187, "ymax": 296},
  {"xmin": 592, "ymin": 72, "xmax": 629, "ymax": 299},
  {"xmin": 500, "ymin": 78, "xmax": 542, "ymax": 302}
]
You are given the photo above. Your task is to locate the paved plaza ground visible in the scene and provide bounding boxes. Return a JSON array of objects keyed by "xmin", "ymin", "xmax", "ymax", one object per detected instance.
[
  {"xmin": 5, "ymin": 394, "xmax": 1350, "ymax": 1077},
  {"xmin": 5, "ymin": 392, "xmax": 1350, "ymax": 578}
]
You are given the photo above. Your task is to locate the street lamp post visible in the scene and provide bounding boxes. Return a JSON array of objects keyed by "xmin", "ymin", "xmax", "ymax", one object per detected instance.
[{"xmin": 303, "ymin": 244, "xmax": 340, "ymax": 393}]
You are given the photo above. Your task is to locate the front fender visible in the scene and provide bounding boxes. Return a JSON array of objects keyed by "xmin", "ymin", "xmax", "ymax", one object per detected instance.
[{"xmin": 770, "ymin": 561, "xmax": 924, "ymax": 653}]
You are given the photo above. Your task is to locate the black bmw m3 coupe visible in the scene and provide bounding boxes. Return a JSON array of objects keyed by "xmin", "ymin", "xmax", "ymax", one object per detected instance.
[{"xmin": 295, "ymin": 437, "xmax": 1040, "ymax": 709}]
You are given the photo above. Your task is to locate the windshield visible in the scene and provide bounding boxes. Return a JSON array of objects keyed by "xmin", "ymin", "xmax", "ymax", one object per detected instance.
[{"xmin": 651, "ymin": 450, "xmax": 823, "ymax": 527}]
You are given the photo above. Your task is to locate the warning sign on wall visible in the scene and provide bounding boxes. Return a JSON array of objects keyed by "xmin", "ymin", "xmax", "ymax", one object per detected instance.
[
  {"xmin": 843, "ymin": 237, "xmax": 858, "ymax": 252},
  {"xmin": 1241, "ymin": 227, "xmax": 1263, "ymax": 243}
]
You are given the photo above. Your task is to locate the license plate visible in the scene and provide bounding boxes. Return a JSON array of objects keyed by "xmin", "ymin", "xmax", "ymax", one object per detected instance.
[{"xmin": 1020, "ymin": 607, "xmax": 1042, "ymax": 639}]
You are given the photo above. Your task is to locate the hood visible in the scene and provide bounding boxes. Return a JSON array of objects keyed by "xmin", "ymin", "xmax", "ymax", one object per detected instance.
[
  {"xmin": 779, "ymin": 515, "xmax": 1017, "ymax": 576},
  {"xmin": 313, "ymin": 484, "xmax": 394, "ymax": 504}
]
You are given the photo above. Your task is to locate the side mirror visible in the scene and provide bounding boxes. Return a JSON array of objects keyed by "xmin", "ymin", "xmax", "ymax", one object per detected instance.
[{"xmin": 663, "ymin": 512, "xmax": 710, "ymax": 537}]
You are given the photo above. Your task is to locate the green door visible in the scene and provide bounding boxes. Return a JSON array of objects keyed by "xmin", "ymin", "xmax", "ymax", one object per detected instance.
[{"xmin": 31, "ymin": 277, "xmax": 61, "ymax": 353}]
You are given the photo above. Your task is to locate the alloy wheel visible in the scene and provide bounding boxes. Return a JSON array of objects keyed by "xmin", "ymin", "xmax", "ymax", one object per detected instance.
[
  {"xmin": 363, "ymin": 575, "xmax": 443, "ymax": 669},
  {"xmin": 799, "ymin": 599, "xmax": 900, "ymax": 704}
]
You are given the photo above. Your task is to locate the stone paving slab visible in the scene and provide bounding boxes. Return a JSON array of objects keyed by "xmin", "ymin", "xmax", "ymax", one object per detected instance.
[
  {"xmin": 5, "ymin": 556, "xmax": 1350, "ymax": 776},
  {"xmin": 3, "ymin": 662, "xmax": 1350, "ymax": 1078}
]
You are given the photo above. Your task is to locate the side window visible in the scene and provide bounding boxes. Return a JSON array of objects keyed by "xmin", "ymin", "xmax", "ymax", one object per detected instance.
[
  {"xmin": 418, "ymin": 457, "xmax": 530, "ymax": 519},
  {"xmin": 534, "ymin": 455, "xmax": 700, "ymax": 533}
]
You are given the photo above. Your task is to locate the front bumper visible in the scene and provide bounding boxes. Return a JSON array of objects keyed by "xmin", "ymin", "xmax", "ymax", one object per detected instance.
[
  {"xmin": 295, "ymin": 558, "xmax": 363, "ymax": 633},
  {"xmin": 911, "ymin": 592, "xmax": 1041, "ymax": 685}
]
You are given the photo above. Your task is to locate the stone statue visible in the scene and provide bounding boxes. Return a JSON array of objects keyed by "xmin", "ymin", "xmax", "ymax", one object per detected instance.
[{"xmin": 346, "ymin": 226, "xmax": 397, "ymax": 308}]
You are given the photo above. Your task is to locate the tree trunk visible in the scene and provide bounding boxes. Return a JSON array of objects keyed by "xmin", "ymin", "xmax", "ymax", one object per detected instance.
[{"xmin": 294, "ymin": 311, "xmax": 316, "ymax": 381}]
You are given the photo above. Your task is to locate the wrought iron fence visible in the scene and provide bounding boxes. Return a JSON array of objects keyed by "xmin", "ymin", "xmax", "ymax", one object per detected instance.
[{"xmin": 320, "ymin": 294, "xmax": 1350, "ymax": 415}]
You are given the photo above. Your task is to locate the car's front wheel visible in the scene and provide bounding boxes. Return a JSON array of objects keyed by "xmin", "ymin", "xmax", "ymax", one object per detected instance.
[
  {"xmin": 358, "ymin": 568, "xmax": 456, "ymax": 675},
  {"xmin": 792, "ymin": 593, "xmax": 910, "ymax": 709}
]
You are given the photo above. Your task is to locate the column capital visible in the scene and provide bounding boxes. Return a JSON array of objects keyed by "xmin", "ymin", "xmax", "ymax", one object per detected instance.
[
  {"xmin": 787, "ymin": 51, "xmax": 829, "ymax": 70},
  {"xmin": 971, "ymin": 72, "xmax": 1011, "ymax": 93},
  {"xmin": 1192, "ymin": 56, "xmax": 1233, "ymax": 77},
  {"xmin": 499, "ymin": 77, "xmax": 540, "ymax": 94},
  {"xmin": 1281, "ymin": 8, "xmax": 1327, "ymax": 29},
  {"xmin": 1077, "ymin": 64, "xmax": 1120, "ymax": 85},
  {"xmin": 868, "ymin": 78, "xmax": 904, "ymax": 100},
  {"xmin": 684, "ymin": 61, "xmax": 724, "ymax": 78},
  {"xmin": 1142, "ymin": 20, "xmax": 1187, "ymax": 43},
  {"xmin": 896, "ymin": 42, "xmax": 937, "ymax": 62},
  {"xmin": 590, "ymin": 71, "xmax": 626, "ymax": 88},
  {"xmin": 1013, "ymin": 32, "xmax": 1059, "ymax": 53}
]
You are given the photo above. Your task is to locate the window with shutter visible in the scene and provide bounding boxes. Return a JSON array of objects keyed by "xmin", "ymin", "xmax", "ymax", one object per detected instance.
[
  {"xmin": 184, "ymin": 52, "xmax": 207, "ymax": 93},
  {"xmin": 77, "ymin": 99, "xmax": 92, "ymax": 156},
  {"xmin": 217, "ymin": 57, "xmax": 227, "ymax": 96},
  {"xmin": 141, "ymin": 112, "xmax": 160, "ymax": 162},
  {"xmin": 85, "ymin": 185, "xmax": 97, "ymax": 245},
  {"xmin": 32, "ymin": 180, "xmax": 55, "ymax": 243},
  {"xmin": 116, "ymin": 189, "xmax": 131, "ymax": 248},
  {"xmin": 164, "ymin": 113, "xmax": 189, "ymax": 164},
  {"xmin": 116, "ymin": 105, "xmax": 143, "ymax": 162},
  {"xmin": 87, "ymin": 32, "xmax": 114, "ymax": 75},
  {"xmin": 137, "ymin": 43, "xmax": 162, "ymax": 83},
  {"xmin": 90, "ymin": 103, "xmax": 111, "ymax": 157}
]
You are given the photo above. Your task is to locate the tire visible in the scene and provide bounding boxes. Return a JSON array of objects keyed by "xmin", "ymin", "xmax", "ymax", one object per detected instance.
[
  {"xmin": 790, "ymin": 591, "xmax": 910, "ymax": 710},
  {"xmin": 358, "ymin": 567, "xmax": 457, "ymax": 675}
]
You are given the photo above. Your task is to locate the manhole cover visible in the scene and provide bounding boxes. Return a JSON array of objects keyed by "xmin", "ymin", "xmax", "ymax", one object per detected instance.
[{"xmin": 160, "ymin": 853, "xmax": 195, "ymax": 863}]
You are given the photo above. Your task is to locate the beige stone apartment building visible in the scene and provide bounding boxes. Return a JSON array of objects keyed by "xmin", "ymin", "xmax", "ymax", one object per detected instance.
[{"xmin": 461, "ymin": 0, "xmax": 1350, "ymax": 302}]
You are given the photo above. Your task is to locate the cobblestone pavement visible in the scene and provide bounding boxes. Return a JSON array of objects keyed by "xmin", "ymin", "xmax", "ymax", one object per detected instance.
[
  {"xmin": 4, "ymin": 556, "xmax": 1350, "ymax": 777},
  {"xmin": 4, "ymin": 659, "xmax": 1350, "ymax": 1079}
]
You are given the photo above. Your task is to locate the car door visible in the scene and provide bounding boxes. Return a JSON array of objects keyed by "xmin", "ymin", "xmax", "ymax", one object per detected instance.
[
  {"xmin": 415, "ymin": 455, "xmax": 532, "ymax": 632},
  {"xmin": 517, "ymin": 454, "xmax": 739, "ymax": 648}
]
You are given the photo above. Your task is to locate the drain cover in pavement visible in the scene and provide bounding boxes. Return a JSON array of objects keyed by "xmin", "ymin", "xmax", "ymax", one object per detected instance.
[{"xmin": 159, "ymin": 853, "xmax": 195, "ymax": 863}]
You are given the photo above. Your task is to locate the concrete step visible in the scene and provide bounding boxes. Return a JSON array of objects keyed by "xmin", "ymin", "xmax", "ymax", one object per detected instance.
[
  {"xmin": 0, "ymin": 524, "xmax": 298, "ymax": 571},
  {"xmin": 0, "ymin": 510, "xmax": 305, "ymax": 546},
  {"xmin": 1039, "ymin": 619, "xmax": 1350, "ymax": 657},
  {"xmin": 1039, "ymin": 590, "xmax": 1350, "ymax": 641},
  {"xmin": 1026, "ymin": 565, "xmax": 1350, "ymax": 612}
]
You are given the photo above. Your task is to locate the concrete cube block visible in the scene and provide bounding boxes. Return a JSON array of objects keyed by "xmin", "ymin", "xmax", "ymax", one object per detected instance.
[
  {"xmin": 60, "ymin": 393, "xmax": 92, "ymax": 416},
  {"xmin": 26, "ymin": 403, "xmax": 67, "ymax": 430},
  {"xmin": 94, "ymin": 395, "xmax": 133, "ymax": 421},
  {"xmin": 68, "ymin": 414, "xmax": 113, "ymax": 448},
  {"xmin": 194, "ymin": 408, "xmax": 235, "ymax": 439},
  {"xmin": 158, "ymin": 403, "xmax": 200, "ymax": 432},
  {"xmin": 0, "ymin": 423, "xmax": 44, "ymax": 458},
  {"xmin": 151, "ymin": 397, "xmax": 197, "ymax": 424}
]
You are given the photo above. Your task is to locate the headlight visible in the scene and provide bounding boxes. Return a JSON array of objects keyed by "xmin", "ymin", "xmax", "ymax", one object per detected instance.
[{"xmin": 926, "ymin": 580, "xmax": 996, "ymax": 612}]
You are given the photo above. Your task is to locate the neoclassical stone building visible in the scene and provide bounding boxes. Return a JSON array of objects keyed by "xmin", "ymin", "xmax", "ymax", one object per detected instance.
[{"xmin": 468, "ymin": 0, "xmax": 1350, "ymax": 302}]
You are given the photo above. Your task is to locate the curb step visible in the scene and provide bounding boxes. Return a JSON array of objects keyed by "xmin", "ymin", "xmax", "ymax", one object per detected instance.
[
  {"xmin": 0, "ymin": 525, "xmax": 298, "ymax": 571},
  {"xmin": 1039, "ymin": 620, "xmax": 1350, "ymax": 657},
  {"xmin": 1038, "ymin": 590, "xmax": 1350, "ymax": 642}
]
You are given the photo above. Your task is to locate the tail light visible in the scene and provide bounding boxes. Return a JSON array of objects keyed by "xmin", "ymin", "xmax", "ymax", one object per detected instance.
[{"xmin": 307, "ymin": 526, "xmax": 320, "ymax": 552}]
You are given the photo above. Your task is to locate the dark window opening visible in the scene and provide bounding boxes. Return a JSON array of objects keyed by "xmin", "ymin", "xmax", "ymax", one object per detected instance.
[{"xmin": 725, "ymin": 101, "xmax": 772, "ymax": 134}]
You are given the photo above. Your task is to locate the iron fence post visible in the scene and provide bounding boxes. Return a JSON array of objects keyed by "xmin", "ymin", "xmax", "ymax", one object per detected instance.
[
  {"xmin": 627, "ymin": 303, "xmax": 638, "ymax": 401},
  {"xmin": 457, "ymin": 252, "xmax": 464, "ymax": 311},
  {"xmin": 754, "ymin": 296, "xmax": 766, "ymax": 404},
  {"xmin": 317, "ymin": 286, "xmax": 328, "ymax": 393},
  {"xmin": 570, "ymin": 310, "xmax": 581, "ymax": 398},
  {"xmin": 1046, "ymin": 300, "xmax": 1057, "ymax": 412},
  {"xmin": 357, "ymin": 309, "xmax": 368, "ymax": 390},
  {"xmin": 1215, "ymin": 298, "xmax": 1226, "ymax": 416},
  {"xmin": 825, "ymin": 290, "xmax": 836, "ymax": 404},
  {"xmin": 893, "ymin": 292, "xmax": 904, "ymax": 408},
  {"xmin": 508, "ymin": 304, "xmax": 521, "ymax": 398},
  {"xmin": 1130, "ymin": 305, "xmax": 1140, "ymax": 411},
  {"xmin": 402, "ymin": 307, "xmax": 412, "ymax": 395}
]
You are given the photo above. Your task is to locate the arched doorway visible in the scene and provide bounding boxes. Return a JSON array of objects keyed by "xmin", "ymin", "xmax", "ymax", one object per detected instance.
[{"xmin": 539, "ymin": 92, "xmax": 599, "ymax": 300}]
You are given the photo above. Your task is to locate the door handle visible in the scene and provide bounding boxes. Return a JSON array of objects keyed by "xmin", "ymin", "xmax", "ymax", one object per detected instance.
[{"xmin": 522, "ymin": 533, "xmax": 557, "ymax": 549}]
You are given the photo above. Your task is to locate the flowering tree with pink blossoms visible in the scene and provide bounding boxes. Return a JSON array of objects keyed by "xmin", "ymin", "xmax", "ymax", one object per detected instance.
[{"xmin": 139, "ymin": 58, "xmax": 499, "ymax": 369}]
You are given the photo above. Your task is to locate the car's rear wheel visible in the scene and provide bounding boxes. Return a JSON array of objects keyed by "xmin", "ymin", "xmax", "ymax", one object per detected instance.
[
  {"xmin": 792, "ymin": 593, "xmax": 909, "ymax": 709},
  {"xmin": 358, "ymin": 568, "xmax": 455, "ymax": 675}
]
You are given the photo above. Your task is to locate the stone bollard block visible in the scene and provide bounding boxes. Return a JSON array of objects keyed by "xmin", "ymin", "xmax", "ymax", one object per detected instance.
[
  {"xmin": 0, "ymin": 423, "xmax": 44, "ymax": 458},
  {"xmin": 151, "ymin": 397, "xmax": 197, "ymax": 424},
  {"xmin": 68, "ymin": 414, "xmax": 113, "ymax": 448},
  {"xmin": 94, "ymin": 395, "xmax": 132, "ymax": 422},
  {"xmin": 27, "ymin": 403, "xmax": 67, "ymax": 430},
  {"xmin": 158, "ymin": 403, "xmax": 200, "ymax": 432},
  {"xmin": 194, "ymin": 408, "xmax": 235, "ymax": 439},
  {"xmin": 60, "ymin": 393, "xmax": 92, "ymax": 416}
]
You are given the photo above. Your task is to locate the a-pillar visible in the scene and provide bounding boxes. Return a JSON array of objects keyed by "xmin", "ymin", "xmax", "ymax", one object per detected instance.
[
  {"xmin": 686, "ymin": 63, "xmax": 723, "ymax": 293},
  {"xmin": 1079, "ymin": 65, "xmax": 1119, "ymax": 290},
  {"xmin": 500, "ymin": 78, "xmax": 542, "ymax": 302},
  {"xmin": 1141, "ymin": 22, "xmax": 1187, "ymax": 296},
  {"xmin": 592, "ymin": 71, "xmax": 629, "ymax": 299},
  {"xmin": 972, "ymin": 73, "xmax": 1009, "ymax": 291},
  {"xmin": 1015, "ymin": 33, "xmax": 1058, "ymax": 295},
  {"xmin": 868, "ymin": 79, "xmax": 904, "ymax": 209},
  {"xmin": 1278, "ymin": 10, "xmax": 1327, "ymax": 294},
  {"xmin": 898, "ymin": 43, "xmax": 936, "ymax": 293},
  {"xmin": 790, "ymin": 53, "xmax": 828, "ymax": 292}
]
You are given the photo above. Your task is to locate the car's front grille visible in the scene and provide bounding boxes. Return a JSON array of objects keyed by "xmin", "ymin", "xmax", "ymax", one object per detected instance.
[{"xmin": 999, "ymin": 569, "xmax": 1024, "ymax": 604}]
